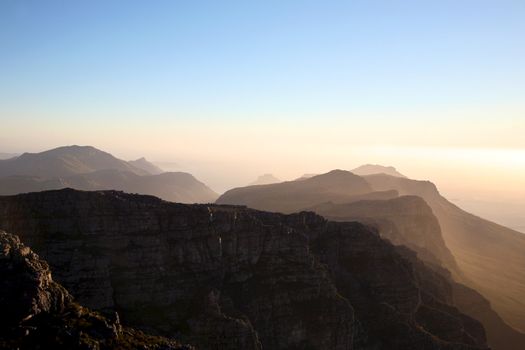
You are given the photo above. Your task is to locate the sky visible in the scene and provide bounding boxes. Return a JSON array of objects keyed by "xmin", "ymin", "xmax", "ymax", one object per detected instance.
[{"xmin": 1, "ymin": 0, "xmax": 525, "ymax": 227}]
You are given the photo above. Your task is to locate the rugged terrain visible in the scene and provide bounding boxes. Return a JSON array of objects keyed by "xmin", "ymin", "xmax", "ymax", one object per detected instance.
[
  {"xmin": 216, "ymin": 170, "xmax": 525, "ymax": 349},
  {"xmin": 0, "ymin": 230, "xmax": 190, "ymax": 350},
  {"xmin": 363, "ymin": 173, "xmax": 525, "ymax": 334},
  {"xmin": 0, "ymin": 189, "xmax": 494, "ymax": 349}
]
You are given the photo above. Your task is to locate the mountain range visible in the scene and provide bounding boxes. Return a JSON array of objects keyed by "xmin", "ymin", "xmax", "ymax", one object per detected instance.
[
  {"xmin": 0, "ymin": 145, "xmax": 218, "ymax": 203},
  {"xmin": 217, "ymin": 169, "xmax": 525, "ymax": 349},
  {"xmin": 0, "ymin": 189, "xmax": 500, "ymax": 350},
  {"xmin": 1, "ymin": 145, "xmax": 524, "ymax": 349},
  {"xmin": 248, "ymin": 173, "xmax": 281, "ymax": 186}
]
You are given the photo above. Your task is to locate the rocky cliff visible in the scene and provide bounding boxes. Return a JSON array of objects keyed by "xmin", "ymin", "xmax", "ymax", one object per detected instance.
[
  {"xmin": 309, "ymin": 196, "xmax": 462, "ymax": 279},
  {"xmin": 0, "ymin": 230, "xmax": 190, "ymax": 350},
  {"xmin": 0, "ymin": 189, "xmax": 489, "ymax": 349},
  {"xmin": 363, "ymin": 173, "xmax": 525, "ymax": 335}
]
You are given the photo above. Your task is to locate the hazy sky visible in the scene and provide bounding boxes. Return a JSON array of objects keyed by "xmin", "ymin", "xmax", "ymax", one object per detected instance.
[{"xmin": 1, "ymin": 0, "xmax": 524, "ymax": 202}]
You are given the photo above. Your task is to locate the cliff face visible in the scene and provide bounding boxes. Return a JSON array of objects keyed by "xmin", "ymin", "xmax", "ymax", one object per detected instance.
[
  {"xmin": 0, "ymin": 189, "xmax": 488, "ymax": 349},
  {"xmin": 310, "ymin": 196, "xmax": 462, "ymax": 279},
  {"xmin": 0, "ymin": 230, "xmax": 190, "ymax": 350},
  {"xmin": 363, "ymin": 174, "xmax": 525, "ymax": 336}
]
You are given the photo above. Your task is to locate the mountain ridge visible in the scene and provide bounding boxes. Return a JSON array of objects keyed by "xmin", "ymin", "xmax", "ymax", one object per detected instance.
[
  {"xmin": 0, "ymin": 145, "xmax": 218, "ymax": 203},
  {"xmin": 0, "ymin": 188, "xmax": 493, "ymax": 350}
]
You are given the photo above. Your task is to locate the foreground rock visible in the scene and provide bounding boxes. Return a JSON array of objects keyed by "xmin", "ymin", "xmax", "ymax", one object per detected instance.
[
  {"xmin": 0, "ymin": 231, "xmax": 190, "ymax": 350},
  {"xmin": 0, "ymin": 189, "xmax": 489, "ymax": 349}
]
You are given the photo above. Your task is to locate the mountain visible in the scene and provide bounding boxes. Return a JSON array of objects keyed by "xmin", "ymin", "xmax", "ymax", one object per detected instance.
[
  {"xmin": 216, "ymin": 169, "xmax": 525, "ymax": 349},
  {"xmin": 0, "ymin": 145, "xmax": 218, "ymax": 203},
  {"xmin": 0, "ymin": 145, "xmax": 149, "ymax": 178},
  {"xmin": 0, "ymin": 189, "xmax": 492, "ymax": 349},
  {"xmin": 128, "ymin": 157, "xmax": 164, "ymax": 175},
  {"xmin": 294, "ymin": 173, "xmax": 318, "ymax": 180},
  {"xmin": 248, "ymin": 173, "xmax": 280, "ymax": 185},
  {"xmin": 0, "ymin": 153, "xmax": 19, "ymax": 160},
  {"xmin": 0, "ymin": 169, "xmax": 218, "ymax": 203},
  {"xmin": 0, "ymin": 230, "xmax": 190, "ymax": 350},
  {"xmin": 308, "ymin": 195, "xmax": 461, "ymax": 278},
  {"xmin": 360, "ymin": 174, "xmax": 525, "ymax": 334},
  {"xmin": 217, "ymin": 169, "xmax": 374, "ymax": 213},
  {"xmin": 351, "ymin": 164, "xmax": 406, "ymax": 178}
]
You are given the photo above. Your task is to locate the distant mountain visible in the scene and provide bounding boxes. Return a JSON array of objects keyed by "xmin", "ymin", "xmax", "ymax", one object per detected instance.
[
  {"xmin": 128, "ymin": 157, "xmax": 164, "ymax": 175},
  {"xmin": 0, "ymin": 145, "xmax": 149, "ymax": 178},
  {"xmin": 248, "ymin": 173, "xmax": 280, "ymax": 186},
  {"xmin": 0, "ymin": 169, "xmax": 218, "ymax": 204},
  {"xmin": 217, "ymin": 169, "xmax": 525, "ymax": 349},
  {"xmin": 0, "ymin": 146, "xmax": 218, "ymax": 203},
  {"xmin": 362, "ymin": 173, "xmax": 525, "ymax": 334},
  {"xmin": 294, "ymin": 173, "xmax": 318, "ymax": 180},
  {"xmin": 352, "ymin": 164, "xmax": 406, "ymax": 178},
  {"xmin": 0, "ymin": 152, "xmax": 19, "ymax": 160},
  {"xmin": 217, "ymin": 169, "xmax": 373, "ymax": 213}
]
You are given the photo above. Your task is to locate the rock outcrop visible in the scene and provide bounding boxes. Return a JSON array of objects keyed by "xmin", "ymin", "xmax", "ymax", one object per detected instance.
[
  {"xmin": 0, "ymin": 230, "xmax": 190, "ymax": 350},
  {"xmin": 0, "ymin": 189, "xmax": 489, "ymax": 349}
]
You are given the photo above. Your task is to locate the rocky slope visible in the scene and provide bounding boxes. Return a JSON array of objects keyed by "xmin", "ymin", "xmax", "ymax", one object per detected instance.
[
  {"xmin": 0, "ymin": 189, "xmax": 490, "ymax": 349},
  {"xmin": 309, "ymin": 196, "xmax": 461, "ymax": 279},
  {"xmin": 217, "ymin": 170, "xmax": 525, "ymax": 349},
  {"xmin": 363, "ymin": 173, "xmax": 525, "ymax": 334},
  {"xmin": 0, "ymin": 230, "xmax": 190, "ymax": 350}
]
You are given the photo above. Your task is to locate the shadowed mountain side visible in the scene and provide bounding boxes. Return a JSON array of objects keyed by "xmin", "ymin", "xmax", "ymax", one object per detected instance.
[
  {"xmin": 351, "ymin": 164, "xmax": 407, "ymax": 178},
  {"xmin": 310, "ymin": 195, "xmax": 525, "ymax": 350},
  {"xmin": 0, "ymin": 231, "xmax": 190, "ymax": 350},
  {"xmin": 363, "ymin": 173, "xmax": 525, "ymax": 333},
  {"xmin": 0, "ymin": 145, "xmax": 150, "ymax": 178},
  {"xmin": 308, "ymin": 196, "xmax": 461, "ymax": 279},
  {"xmin": 0, "ymin": 189, "xmax": 490, "ymax": 349},
  {"xmin": 0, "ymin": 170, "xmax": 218, "ymax": 204},
  {"xmin": 128, "ymin": 157, "xmax": 164, "ymax": 175},
  {"xmin": 395, "ymin": 245, "xmax": 525, "ymax": 350},
  {"xmin": 217, "ymin": 169, "xmax": 374, "ymax": 213}
]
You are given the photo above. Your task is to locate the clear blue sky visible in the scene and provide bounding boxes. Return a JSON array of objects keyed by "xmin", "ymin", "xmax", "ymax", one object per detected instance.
[
  {"xmin": 1, "ymin": 0, "xmax": 524, "ymax": 123},
  {"xmin": 1, "ymin": 0, "xmax": 525, "ymax": 209}
]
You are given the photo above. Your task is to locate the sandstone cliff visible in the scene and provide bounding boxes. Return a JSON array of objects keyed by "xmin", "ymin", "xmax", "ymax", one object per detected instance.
[{"xmin": 0, "ymin": 189, "xmax": 489, "ymax": 349}]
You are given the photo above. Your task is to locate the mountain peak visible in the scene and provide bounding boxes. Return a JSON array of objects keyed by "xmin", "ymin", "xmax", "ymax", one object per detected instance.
[
  {"xmin": 0, "ymin": 145, "xmax": 150, "ymax": 178},
  {"xmin": 249, "ymin": 173, "xmax": 280, "ymax": 186},
  {"xmin": 128, "ymin": 157, "xmax": 164, "ymax": 175},
  {"xmin": 351, "ymin": 164, "xmax": 406, "ymax": 178}
]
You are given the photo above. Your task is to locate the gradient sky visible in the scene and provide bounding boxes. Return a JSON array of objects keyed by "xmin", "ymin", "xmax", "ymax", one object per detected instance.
[{"xmin": 1, "ymin": 0, "xmax": 525, "ymax": 207}]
